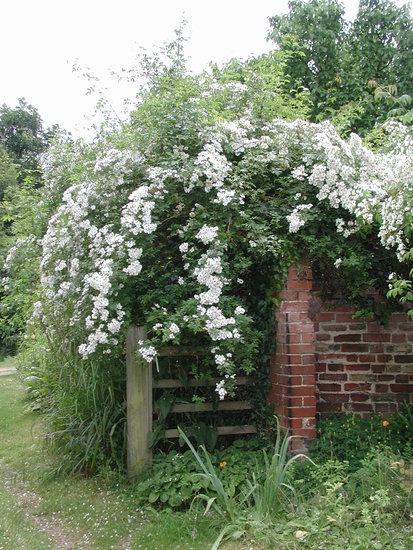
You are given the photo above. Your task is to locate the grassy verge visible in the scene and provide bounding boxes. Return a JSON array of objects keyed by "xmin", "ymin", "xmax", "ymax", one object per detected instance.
[{"xmin": 0, "ymin": 368, "xmax": 222, "ymax": 550}]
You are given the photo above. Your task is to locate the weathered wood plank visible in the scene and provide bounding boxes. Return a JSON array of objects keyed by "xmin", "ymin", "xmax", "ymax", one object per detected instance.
[
  {"xmin": 157, "ymin": 346, "xmax": 210, "ymax": 357},
  {"xmin": 164, "ymin": 425, "xmax": 257, "ymax": 438},
  {"xmin": 170, "ymin": 400, "xmax": 252, "ymax": 413},
  {"xmin": 153, "ymin": 376, "xmax": 251, "ymax": 389},
  {"xmin": 126, "ymin": 326, "xmax": 152, "ymax": 478}
]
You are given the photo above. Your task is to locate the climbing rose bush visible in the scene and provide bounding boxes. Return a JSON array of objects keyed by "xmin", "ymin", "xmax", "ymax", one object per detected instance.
[{"xmin": 27, "ymin": 84, "xmax": 412, "ymax": 399}]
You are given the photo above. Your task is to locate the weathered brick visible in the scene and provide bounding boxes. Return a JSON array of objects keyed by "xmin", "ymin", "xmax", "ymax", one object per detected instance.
[
  {"xmin": 316, "ymin": 333, "xmax": 332, "ymax": 342},
  {"xmin": 287, "ymin": 280, "xmax": 312, "ymax": 291},
  {"xmin": 376, "ymin": 385, "xmax": 394, "ymax": 396},
  {"xmin": 291, "ymin": 385, "xmax": 316, "ymax": 397},
  {"xmin": 290, "ymin": 406, "xmax": 316, "ymax": 418},
  {"xmin": 290, "ymin": 418, "xmax": 304, "ymax": 429},
  {"xmin": 335, "ymin": 312, "xmax": 357, "ymax": 323},
  {"xmin": 318, "ymin": 383, "xmax": 342, "ymax": 392},
  {"xmin": 302, "ymin": 375, "xmax": 316, "ymax": 385},
  {"xmin": 318, "ymin": 373, "xmax": 348, "ymax": 381},
  {"xmin": 377, "ymin": 375, "xmax": 395, "ymax": 381},
  {"xmin": 301, "ymin": 333, "xmax": 316, "ymax": 344},
  {"xmin": 273, "ymin": 262, "xmax": 413, "ymax": 436},
  {"xmin": 289, "ymin": 396, "xmax": 303, "ymax": 407},
  {"xmin": 334, "ymin": 334, "xmax": 362, "ymax": 342},
  {"xmin": 363, "ymin": 333, "xmax": 389, "ymax": 343},
  {"xmin": 370, "ymin": 344, "xmax": 384, "ymax": 353},
  {"xmin": 371, "ymin": 364, "xmax": 386, "ymax": 373},
  {"xmin": 375, "ymin": 402, "xmax": 398, "ymax": 414},
  {"xmin": 341, "ymin": 344, "xmax": 370, "ymax": 353},
  {"xmin": 348, "ymin": 323, "xmax": 367, "ymax": 331},
  {"xmin": 394, "ymin": 393, "xmax": 411, "ymax": 403},
  {"xmin": 350, "ymin": 374, "xmax": 375, "ymax": 382},
  {"xmin": 392, "ymin": 333, "xmax": 407, "ymax": 343},
  {"xmin": 399, "ymin": 365, "xmax": 413, "ymax": 373},
  {"xmin": 359, "ymin": 354, "xmax": 376, "ymax": 363},
  {"xmin": 346, "ymin": 364, "xmax": 371, "ymax": 371},
  {"xmin": 315, "ymin": 343, "xmax": 332, "ymax": 352},
  {"xmin": 301, "ymin": 354, "xmax": 315, "ymax": 365},
  {"xmin": 317, "ymin": 312, "xmax": 335, "ymax": 322},
  {"xmin": 327, "ymin": 364, "xmax": 344, "ymax": 372},
  {"xmin": 286, "ymin": 344, "xmax": 314, "ymax": 355},
  {"xmin": 395, "ymin": 374, "xmax": 409, "ymax": 383},
  {"xmin": 350, "ymin": 393, "xmax": 370, "ymax": 402},
  {"xmin": 384, "ymin": 364, "xmax": 404, "ymax": 373},
  {"xmin": 345, "ymin": 402, "xmax": 371, "ymax": 412},
  {"xmin": 390, "ymin": 384, "xmax": 412, "ymax": 393},
  {"xmin": 320, "ymin": 324, "xmax": 347, "ymax": 332},
  {"xmin": 303, "ymin": 416, "xmax": 317, "ymax": 428},
  {"xmin": 303, "ymin": 396, "xmax": 317, "ymax": 407},
  {"xmin": 317, "ymin": 353, "xmax": 345, "ymax": 361},
  {"xmin": 324, "ymin": 393, "xmax": 349, "ymax": 403},
  {"xmin": 317, "ymin": 403, "xmax": 342, "ymax": 414},
  {"xmin": 390, "ymin": 313, "xmax": 409, "ymax": 324},
  {"xmin": 290, "ymin": 322, "xmax": 314, "ymax": 334},
  {"xmin": 278, "ymin": 290, "xmax": 299, "ymax": 301},
  {"xmin": 344, "ymin": 383, "xmax": 371, "ymax": 392},
  {"xmin": 395, "ymin": 355, "xmax": 413, "ymax": 363}
]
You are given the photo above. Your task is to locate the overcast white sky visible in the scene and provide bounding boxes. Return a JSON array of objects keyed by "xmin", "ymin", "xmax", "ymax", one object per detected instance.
[{"xmin": 0, "ymin": 0, "xmax": 378, "ymax": 136}]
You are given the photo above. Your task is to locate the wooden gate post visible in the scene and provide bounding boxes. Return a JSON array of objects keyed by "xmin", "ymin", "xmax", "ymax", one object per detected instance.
[{"xmin": 126, "ymin": 325, "xmax": 152, "ymax": 479}]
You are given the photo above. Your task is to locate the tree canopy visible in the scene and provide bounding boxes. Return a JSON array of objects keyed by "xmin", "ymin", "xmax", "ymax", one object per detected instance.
[
  {"xmin": 0, "ymin": 98, "xmax": 58, "ymax": 182},
  {"xmin": 268, "ymin": 0, "xmax": 413, "ymax": 132}
]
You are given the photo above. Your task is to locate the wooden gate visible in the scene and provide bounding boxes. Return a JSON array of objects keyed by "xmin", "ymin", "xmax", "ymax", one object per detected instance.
[{"xmin": 126, "ymin": 325, "xmax": 256, "ymax": 478}]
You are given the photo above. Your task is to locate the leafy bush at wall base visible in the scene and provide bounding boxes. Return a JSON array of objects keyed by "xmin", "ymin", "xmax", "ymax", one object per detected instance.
[
  {"xmin": 384, "ymin": 401, "xmax": 413, "ymax": 448},
  {"xmin": 310, "ymin": 410, "xmax": 413, "ymax": 469},
  {"xmin": 136, "ymin": 423, "xmax": 413, "ymax": 549},
  {"xmin": 134, "ymin": 438, "xmax": 266, "ymax": 509}
]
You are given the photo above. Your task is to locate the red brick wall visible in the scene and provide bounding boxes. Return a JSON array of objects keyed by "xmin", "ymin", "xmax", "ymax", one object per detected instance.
[
  {"xmin": 270, "ymin": 263, "xmax": 413, "ymax": 448},
  {"xmin": 312, "ymin": 297, "xmax": 413, "ymax": 417},
  {"xmin": 270, "ymin": 264, "xmax": 317, "ymax": 452}
]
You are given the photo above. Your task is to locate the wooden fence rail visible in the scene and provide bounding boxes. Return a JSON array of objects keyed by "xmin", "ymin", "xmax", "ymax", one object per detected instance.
[{"xmin": 126, "ymin": 325, "xmax": 256, "ymax": 479}]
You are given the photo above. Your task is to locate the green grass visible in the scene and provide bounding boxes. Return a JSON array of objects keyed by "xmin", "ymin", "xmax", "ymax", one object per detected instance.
[{"xmin": 0, "ymin": 368, "xmax": 221, "ymax": 550}]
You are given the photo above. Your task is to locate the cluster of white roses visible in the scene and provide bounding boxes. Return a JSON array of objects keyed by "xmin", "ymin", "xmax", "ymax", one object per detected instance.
[{"xmin": 282, "ymin": 120, "xmax": 412, "ymax": 258}]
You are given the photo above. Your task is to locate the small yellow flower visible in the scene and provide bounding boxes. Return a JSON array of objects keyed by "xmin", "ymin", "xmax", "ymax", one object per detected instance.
[
  {"xmin": 219, "ymin": 461, "xmax": 227, "ymax": 469},
  {"xmin": 382, "ymin": 420, "xmax": 390, "ymax": 427}
]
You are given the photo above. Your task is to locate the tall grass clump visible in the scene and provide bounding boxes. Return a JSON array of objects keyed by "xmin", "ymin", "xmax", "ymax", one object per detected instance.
[
  {"xmin": 246, "ymin": 417, "xmax": 314, "ymax": 519},
  {"xmin": 19, "ymin": 335, "xmax": 127, "ymax": 475}
]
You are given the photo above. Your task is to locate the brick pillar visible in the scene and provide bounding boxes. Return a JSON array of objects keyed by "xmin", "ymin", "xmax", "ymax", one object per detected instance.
[{"xmin": 270, "ymin": 263, "xmax": 317, "ymax": 452}]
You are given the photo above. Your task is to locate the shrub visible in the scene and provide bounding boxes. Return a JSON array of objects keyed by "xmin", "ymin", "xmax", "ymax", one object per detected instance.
[
  {"xmin": 134, "ymin": 437, "xmax": 266, "ymax": 510},
  {"xmin": 310, "ymin": 413, "xmax": 398, "ymax": 469}
]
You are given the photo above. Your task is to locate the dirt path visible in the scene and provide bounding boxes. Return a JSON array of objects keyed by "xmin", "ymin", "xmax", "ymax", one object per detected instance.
[
  {"xmin": 0, "ymin": 357, "xmax": 17, "ymax": 376},
  {"xmin": 0, "ymin": 371, "xmax": 135, "ymax": 550},
  {"xmin": 0, "ymin": 366, "xmax": 17, "ymax": 376}
]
